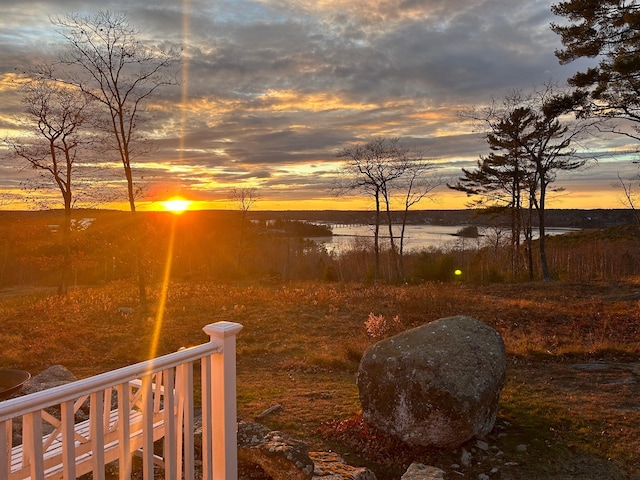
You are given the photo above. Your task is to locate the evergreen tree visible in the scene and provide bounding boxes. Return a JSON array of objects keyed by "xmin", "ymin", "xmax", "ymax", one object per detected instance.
[{"xmin": 552, "ymin": 0, "xmax": 640, "ymax": 141}]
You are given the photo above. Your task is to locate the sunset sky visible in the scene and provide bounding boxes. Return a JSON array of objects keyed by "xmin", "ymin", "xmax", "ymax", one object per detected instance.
[{"xmin": 1, "ymin": 0, "xmax": 638, "ymax": 211}]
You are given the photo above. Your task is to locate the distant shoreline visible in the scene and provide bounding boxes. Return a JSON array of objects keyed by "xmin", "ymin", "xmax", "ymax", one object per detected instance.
[{"xmin": 0, "ymin": 208, "xmax": 635, "ymax": 229}]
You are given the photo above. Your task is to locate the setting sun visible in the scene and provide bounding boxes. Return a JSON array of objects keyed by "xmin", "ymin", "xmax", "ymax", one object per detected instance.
[{"xmin": 161, "ymin": 198, "xmax": 192, "ymax": 214}]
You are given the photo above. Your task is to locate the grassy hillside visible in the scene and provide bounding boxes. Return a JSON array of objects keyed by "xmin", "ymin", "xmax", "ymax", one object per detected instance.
[{"xmin": 1, "ymin": 279, "xmax": 638, "ymax": 479}]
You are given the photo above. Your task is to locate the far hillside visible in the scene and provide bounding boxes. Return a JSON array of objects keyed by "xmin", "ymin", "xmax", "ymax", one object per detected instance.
[{"xmin": 0, "ymin": 208, "xmax": 639, "ymax": 288}]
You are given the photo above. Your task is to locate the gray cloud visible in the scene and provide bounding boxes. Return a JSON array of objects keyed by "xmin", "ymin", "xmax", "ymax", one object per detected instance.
[{"xmin": 0, "ymin": 0, "xmax": 629, "ymax": 209}]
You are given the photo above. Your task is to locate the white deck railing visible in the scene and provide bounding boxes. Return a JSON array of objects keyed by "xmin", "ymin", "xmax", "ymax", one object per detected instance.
[{"xmin": 0, "ymin": 321, "xmax": 243, "ymax": 480}]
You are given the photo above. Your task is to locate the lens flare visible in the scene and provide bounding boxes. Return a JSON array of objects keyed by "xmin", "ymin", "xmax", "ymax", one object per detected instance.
[
  {"xmin": 147, "ymin": 0, "xmax": 192, "ymax": 363},
  {"xmin": 148, "ymin": 214, "xmax": 177, "ymax": 361}
]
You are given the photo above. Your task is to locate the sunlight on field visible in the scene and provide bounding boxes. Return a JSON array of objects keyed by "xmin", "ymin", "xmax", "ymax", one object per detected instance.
[{"xmin": 148, "ymin": 214, "xmax": 178, "ymax": 361}]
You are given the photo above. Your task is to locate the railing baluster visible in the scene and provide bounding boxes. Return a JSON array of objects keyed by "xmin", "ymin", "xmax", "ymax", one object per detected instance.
[
  {"xmin": 103, "ymin": 387, "xmax": 113, "ymax": 432},
  {"xmin": 182, "ymin": 362, "xmax": 194, "ymax": 480},
  {"xmin": 153, "ymin": 371, "xmax": 163, "ymax": 413},
  {"xmin": 175, "ymin": 363, "xmax": 184, "ymax": 479},
  {"xmin": 117, "ymin": 382, "xmax": 131, "ymax": 480},
  {"xmin": 90, "ymin": 391, "xmax": 106, "ymax": 480},
  {"xmin": 0, "ymin": 419, "xmax": 10, "ymax": 478},
  {"xmin": 141, "ymin": 375, "xmax": 154, "ymax": 478},
  {"xmin": 23, "ymin": 411, "xmax": 44, "ymax": 480},
  {"xmin": 163, "ymin": 368, "xmax": 176, "ymax": 480},
  {"xmin": 61, "ymin": 400, "xmax": 76, "ymax": 478},
  {"xmin": 200, "ymin": 355, "xmax": 213, "ymax": 480}
]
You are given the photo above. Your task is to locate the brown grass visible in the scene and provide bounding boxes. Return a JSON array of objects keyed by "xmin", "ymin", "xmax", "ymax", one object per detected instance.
[{"xmin": 1, "ymin": 279, "xmax": 639, "ymax": 479}]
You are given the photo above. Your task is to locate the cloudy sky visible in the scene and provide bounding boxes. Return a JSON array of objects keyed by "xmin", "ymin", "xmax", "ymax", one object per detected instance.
[{"xmin": 0, "ymin": 0, "xmax": 637, "ymax": 211}]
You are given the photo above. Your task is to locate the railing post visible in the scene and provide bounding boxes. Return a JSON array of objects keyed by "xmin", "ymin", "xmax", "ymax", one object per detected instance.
[{"xmin": 202, "ymin": 321, "xmax": 243, "ymax": 480}]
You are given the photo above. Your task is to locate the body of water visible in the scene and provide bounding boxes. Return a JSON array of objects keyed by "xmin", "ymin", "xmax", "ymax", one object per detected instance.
[{"xmin": 311, "ymin": 224, "xmax": 579, "ymax": 254}]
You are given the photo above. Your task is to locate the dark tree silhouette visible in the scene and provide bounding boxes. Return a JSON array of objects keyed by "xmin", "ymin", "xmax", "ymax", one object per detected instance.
[
  {"xmin": 456, "ymin": 87, "xmax": 595, "ymax": 281},
  {"xmin": 336, "ymin": 137, "xmax": 440, "ymax": 283},
  {"xmin": 552, "ymin": 0, "xmax": 640, "ymax": 142},
  {"xmin": 3, "ymin": 76, "xmax": 95, "ymax": 293},
  {"xmin": 49, "ymin": 11, "xmax": 180, "ymax": 305}
]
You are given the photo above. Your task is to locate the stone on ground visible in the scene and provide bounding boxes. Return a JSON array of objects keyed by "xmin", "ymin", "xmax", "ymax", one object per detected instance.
[
  {"xmin": 237, "ymin": 421, "xmax": 315, "ymax": 480},
  {"xmin": 310, "ymin": 451, "xmax": 377, "ymax": 479},
  {"xmin": 20, "ymin": 364, "xmax": 77, "ymax": 395},
  {"xmin": 357, "ymin": 315, "xmax": 507, "ymax": 448},
  {"xmin": 401, "ymin": 463, "xmax": 445, "ymax": 479}
]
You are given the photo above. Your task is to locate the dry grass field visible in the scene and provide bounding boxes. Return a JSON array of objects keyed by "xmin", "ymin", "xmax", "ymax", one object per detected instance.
[{"xmin": 0, "ymin": 279, "xmax": 639, "ymax": 479}]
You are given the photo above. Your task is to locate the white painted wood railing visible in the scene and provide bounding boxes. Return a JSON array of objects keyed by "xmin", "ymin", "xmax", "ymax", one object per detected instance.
[{"xmin": 0, "ymin": 321, "xmax": 243, "ymax": 480}]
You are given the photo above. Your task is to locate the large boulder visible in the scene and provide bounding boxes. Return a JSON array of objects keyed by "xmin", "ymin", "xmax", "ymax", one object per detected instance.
[{"xmin": 357, "ymin": 315, "xmax": 506, "ymax": 448}]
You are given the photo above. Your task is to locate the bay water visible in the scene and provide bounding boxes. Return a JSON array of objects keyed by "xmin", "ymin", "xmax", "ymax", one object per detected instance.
[{"xmin": 311, "ymin": 224, "xmax": 579, "ymax": 254}]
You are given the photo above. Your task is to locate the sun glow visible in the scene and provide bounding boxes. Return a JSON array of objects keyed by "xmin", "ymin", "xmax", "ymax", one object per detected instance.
[{"xmin": 161, "ymin": 197, "xmax": 192, "ymax": 214}]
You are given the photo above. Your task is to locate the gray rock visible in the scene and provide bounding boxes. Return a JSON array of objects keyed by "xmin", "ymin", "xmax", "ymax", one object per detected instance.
[
  {"xmin": 20, "ymin": 365, "xmax": 77, "ymax": 395},
  {"xmin": 461, "ymin": 449, "xmax": 473, "ymax": 467},
  {"xmin": 357, "ymin": 315, "xmax": 507, "ymax": 448},
  {"xmin": 235, "ymin": 422, "xmax": 376, "ymax": 480},
  {"xmin": 476, "ymin": 439, "xmax": 489, "ymax": 451},
  {"xmin": 310, "ymin": 451, "xmax": 377, "ymax": 479},
  {"xmin": 237, "ymin": 421, "xmax": 315, "ymax": 480},
  {"xmin": 9, "ymin": 365, "xmax": 80, "ymax": 445},
  {"xmin": 401, "ymin": 463, "xmax": 445, "ymax": 479}
]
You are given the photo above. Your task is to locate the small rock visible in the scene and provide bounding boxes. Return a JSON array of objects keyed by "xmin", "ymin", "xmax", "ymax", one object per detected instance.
[
  {"xmin": 476, "ymin": 440, "xmax": 489, "ymax": 451},
  {"xmin": 515, "ymin": 444, "xmax": 528, "ymax": 452},
  {"xmin": 311, "ymin": 451, "xmax": 376, "ymax": 479},
  {"xmin": 237, "ymin": 421, "xmax": 314, "ymax": 480},
  {"xmin": 461, "ymin": 449, "xmax": 473, "ymax": 467},
  {"xmin": 401, "ymin": 463, "xmax": 445, "ymax": 479}
]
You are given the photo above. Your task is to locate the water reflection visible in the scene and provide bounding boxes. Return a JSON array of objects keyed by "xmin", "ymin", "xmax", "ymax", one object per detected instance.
[{"xmin": 313, "ymin": 224, "xmax": 579, "ymax": 254}]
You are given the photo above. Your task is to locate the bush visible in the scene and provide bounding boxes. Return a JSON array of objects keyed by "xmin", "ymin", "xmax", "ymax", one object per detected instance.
[{"xmin": 411, "ymin": 251, "xmax": 457, "ymax": 282}]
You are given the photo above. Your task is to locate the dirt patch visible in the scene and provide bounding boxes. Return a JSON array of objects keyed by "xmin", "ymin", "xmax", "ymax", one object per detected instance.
[
  {"xmin": 0, "ymin": 286, "xmax": 56, "ymax": 300},
  {"xmin": 495, "ymin": 360, "xmax": 640, "ymax": 480}
]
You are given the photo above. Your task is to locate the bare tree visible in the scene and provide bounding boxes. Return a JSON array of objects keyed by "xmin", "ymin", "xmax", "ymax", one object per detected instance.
[
  {"xmin": 527, "ymin": 86, "xmax": 597, "ymax": 281},
  {"xmin": 336, "ymin": 138, "xmax": 408, "ymax": 282},
  {"xmin": 232, "ymin": 187, "xmax": 259, "ymax": 219},
  {"xmin": 231, "ymin": 187, "xmax": 259, "ymax": 268},
  {"xmin": 616, "ymin": 172, "xmax": 640, "ymax": 229},
  {"xmin": 48, "ymin": 11, "xmax": 180, "ymax": 304},
  {"xmin": 396, "ymin": 156, "xmax": 442, "ymax": 282},
  {"xmin": 3, "ymin": 75, "xmax": 95, "ymax": 293},
  {"xmin": 336, "ymin": 138, "xmax": 440, "ymax": 283},
  {"xmin": 50, "ymin": 11, "xmax": 180, "ymax": 213}
]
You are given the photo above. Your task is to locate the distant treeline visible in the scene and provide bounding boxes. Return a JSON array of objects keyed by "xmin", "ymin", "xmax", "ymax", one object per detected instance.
[{"xmin": 247, "ymin": 209, "xmax": 638, "ymax": 229}]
